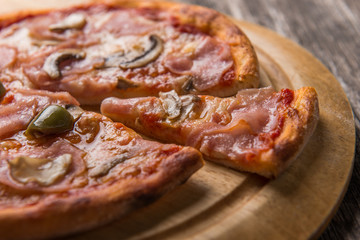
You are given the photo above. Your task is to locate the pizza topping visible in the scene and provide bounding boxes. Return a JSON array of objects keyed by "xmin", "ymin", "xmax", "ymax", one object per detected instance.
[
  {"xmin": 0, "ymin": 46, "xmax": 17, "ymax": 69},
  {"xmin": 65, "ymin": 104, "xmax": 84, "ymax": 121},
  {"xmin": 0, "ymin": 89, "xmax": 79, "ymax": 139},
  {"xmin": 190, "ymin": 37, "xmax": 233, "ymax": 91},
  {"xmin": 8, "ymin": 154, "xmax": 72, "ymax": 186},
  {"xmin": 116, "ymin": 76, "xmax": 138, "ymax": 90},
  {"xmin": 180, "ymin": 95, "xmax": 200, "ymax": 120},
  {"xmin": 101, "ymin": 87, "xmax": 286, "ymax": 167},
  {"xmin": 159, "ymin": 90, "xmax": 200, "ymax": 121},
  {"xmin": 101, "ymin": 35, "xmax": 163, "ymax": 69},
  {"xmin": 0, "ymin": 81, "xmax": 6, "ymax": 98},
  {"xmin": 182, "ymin": 77, "xmax": 195, "ymax": 93},
  {"xmin": 159, "ymin": 90, "xmax": 182, "ymax": 120},
  {"xmin": 32, "ymin": 39, "xmax": 61, "ymax": 47},
  {"xmin": 25, "ymin": 105, "xmax": 74, "ymax": 138},
  {"xmin": 102, "ymin": 52, "xmax": 125, "ymax": 68},
  {"xmin": 88, "ymin": 154, "xmax": 128, "ymax": 178},
  {"xmin": 49, "ymin": 13, "xmax": 87, "ymax": 32},
  {"xmin": 43, "ymin": 49, "xmax": 86, "ymax": 79},
  {"xmin": 184, "ymin": 89, "xmax": 282, "ymax": 161},
  {"xmin": 163, "ymin": 36, "xmax": 233, "ymax": 91},
  {"xmin": 74, "ymin": 113, "xmax": 101, "ymax": 144},
  {"xmin": 101, "ymin": 10, "xmax": 157, "ymax": 37},
  {"xmin": 163, "ymin": 55, "xmax": 193, "ymax": 75},
  {"xmin": 0, "ymin": 6, "xmax": 248, "ymax": 102}
]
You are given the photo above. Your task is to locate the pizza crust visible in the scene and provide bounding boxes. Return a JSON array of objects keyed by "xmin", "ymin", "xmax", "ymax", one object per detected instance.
[
  {"xmin": 207, "ymin": 87, "xmax": 319, "ymax": 178},
  {"xmin": 271, "ymin": 87, "xmax": 319, "ymax": 176},
  {"xmin": 0, "ymin": 147, "xmax": 202, "ymax": 240},
  {"xmin": 100, "ymin": 0, "xmax": 260, "ymax": 96},
  {"xmin": 101, "ymin": 87, "xmax": 319, "ymax": 179},
  {"xmin": 0, "ymin": 0, "xmax": 259, "ymax": 101},
  {"xmin": 0, "ymin": 88, "xmax": 204, "ymax": 239}
]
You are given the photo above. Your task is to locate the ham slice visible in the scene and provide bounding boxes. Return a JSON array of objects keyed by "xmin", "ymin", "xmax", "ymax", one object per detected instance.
[
  {"xmin": 164, "ymin": 36, "xmax": 233, "ymax": 91},
  {"xmin": 100, "ymin": 10, "xmax": 158, "ymax": 37},
  {"xmin": 163, "ymin": 55, "xmax": 193, "ymax": 74},
  {"xmin": 0, "ymin": 46, "xmax": 16, "ymax": 69},
  {"xmin": 191, "ymin": 37, "xmax": 233, "ymax": 91}
]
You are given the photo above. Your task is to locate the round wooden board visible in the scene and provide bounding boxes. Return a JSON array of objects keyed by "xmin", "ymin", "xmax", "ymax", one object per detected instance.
[
  {"xmin": 68, "ymin": 19, "xmax": 355, "ymax": 240},
  {"xmin": 0, "ymin": 1, "xmax": 355, "ymax": 239}
]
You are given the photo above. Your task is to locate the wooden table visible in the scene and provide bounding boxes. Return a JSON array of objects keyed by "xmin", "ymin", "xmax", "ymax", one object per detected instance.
[
  {"xmin": 175, "ymin": 0, "xmax": 359, "ymax": 239},
  {"xmin": 0, "ymin": 0, "xmax": 357, "ymax": 239}
]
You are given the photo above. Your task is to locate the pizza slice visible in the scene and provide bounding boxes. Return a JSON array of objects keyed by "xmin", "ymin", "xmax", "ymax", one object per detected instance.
[
  {"xmin": 101, "ymin": 87, "xmax": 319, "ymax": 178},
  {"xmin": 0, "ymin": 88, "xmax": 203, "ymax": 239},
  {"xmin": 0, "ymin": 0, "xmax": 258, "ymax": 105}
]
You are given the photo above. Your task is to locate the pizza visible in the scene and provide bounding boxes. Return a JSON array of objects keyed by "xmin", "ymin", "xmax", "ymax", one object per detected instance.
[
  {"xmin": 0, "ymin": 0, "xmax": 259, "ymax": 105},
  {"xmin": 0, "ymin": 0, "xmax": 319, "ymax": 239},
  {"xmin": 101, "ymin": 87, "xmax": 319, "ymax": 178},
  {"xmin": 0, "ymin": 87, "xmax": 203, "ymax": 239}
]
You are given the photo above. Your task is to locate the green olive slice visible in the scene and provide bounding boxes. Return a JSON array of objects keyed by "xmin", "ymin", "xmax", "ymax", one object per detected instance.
[
  {"xmin": 26, "ymin": 105, "xmax": 74, "ymax": 138},
  {"xmin": 0, "ymin": 81, "xmax": 6, "ymax": 98}
]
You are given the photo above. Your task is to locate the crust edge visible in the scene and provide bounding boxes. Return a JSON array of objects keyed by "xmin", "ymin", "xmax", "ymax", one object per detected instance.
[
  {"xmin": 0, "ymin": 0, "xmax": 259, "ymax": 99},
  {"xmin": 205, "ymin": 87, "xmax": 319, "ymax": 178},
  {"xmin": 269, "ymin": 86, "xmax": 319, "ymax": 177},
  {"xmin": 0, "ymin": 147, "xmax": 203, "ymax": 240}
]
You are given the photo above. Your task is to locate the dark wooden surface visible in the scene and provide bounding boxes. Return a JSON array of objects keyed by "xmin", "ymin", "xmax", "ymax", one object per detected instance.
[{"xmin": 175, "ymin": 0, "xmax": 359, "ymax": 239}]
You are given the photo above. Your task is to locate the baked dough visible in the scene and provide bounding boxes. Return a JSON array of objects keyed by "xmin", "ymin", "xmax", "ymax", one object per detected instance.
[
  {"xmin": 0, "ymin": 0, "xmax": 259, "ymax": 104},
  {"xmin": 0, "ymin": 89, "xmax": 203, "ymax": 240},
  {"xmin": 0, "ymin": 1, "xmax": 319, "ymax": 239},
  {"xmin": 101, "ymin": 87, "xmax": 319, "ymax": 178}
]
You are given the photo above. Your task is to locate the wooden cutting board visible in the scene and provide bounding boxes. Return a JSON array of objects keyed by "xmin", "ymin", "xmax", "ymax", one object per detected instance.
[{"xmin": 0, "ymin": 1, "xmax": 355, "ymax": 239}]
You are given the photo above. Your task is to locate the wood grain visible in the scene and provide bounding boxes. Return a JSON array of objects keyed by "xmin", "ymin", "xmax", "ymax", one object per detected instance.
[
  {"xmin": 0, "ymin": 0, "xmax": 357, "ymax": 239},
  {"xmin": 177, "ymin": 1, "xmax": 360, "ymax": 239}
]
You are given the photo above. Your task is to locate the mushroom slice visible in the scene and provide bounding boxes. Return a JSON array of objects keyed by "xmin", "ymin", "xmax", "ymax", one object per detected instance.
[
  {"xmin": 89, "ymin": 154, "xmax": 128, "ymax": 178},
  {"xmin": 180, "ymin": 95, "xmax": 200, "ymax": 121},
  {"xmin": 8, "ymin": 154, "xmax": 72, "ymax": 186},
  {"xmin": 159, "ymin": 91, "xmax": 201, "ymax": 121},
  {"xmin": 43, "ymin": 49, "xmax": 86, "ymax": 79},
  {"xmin": 119, "ymin": 35, "xmax": 164, "ymax": 69},
  {"xmin": 0, "ymin": 81, "xmax": 6, "ymax": 98},
  {"xmin": 159, "ymin": 90, "xmax": 182, "ymax": 120},
  {"xmin": 49, "ymin": 13, "xmax": 87, "ymax": 32},
  {"xmin": 65, "ymin": 104, "xmax": 84, "ymax": 121},
  {"xmin": 116, "ymin": 76, "xmax": 138, "ymax": 90},
  {"xmin": 182, "ymin": 77, "xmax": 196, "ymax": 93},
  {"xmin": 102, "ymin": 35, "xmax": 163, "ymax": 69},
  {"xmin": 102, "ymin": 52, "xmax": 125, "ymax": 68}
]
